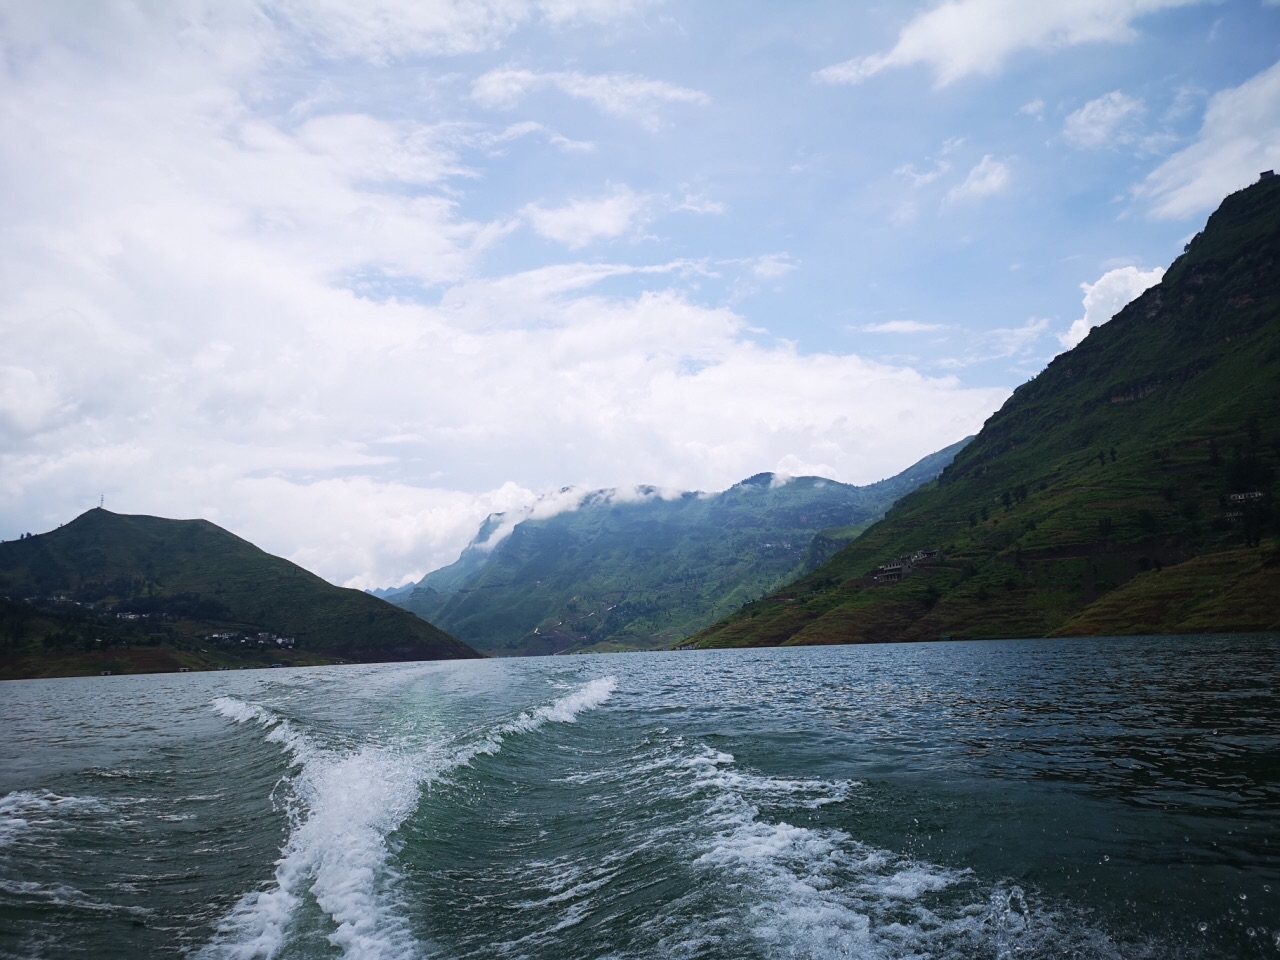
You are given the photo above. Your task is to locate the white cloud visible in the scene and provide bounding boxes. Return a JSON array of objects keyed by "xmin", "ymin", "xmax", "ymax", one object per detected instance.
[
  {"xmin": 895, "ymin": 159, "xmax": 952, "ymax": 187},
  {"xmin": 276, "ymin": 0, "xmax": 659, "ymax": 61},
  {"xmin": 936, "ymin": 318, "xmax": 1049, "ymax": 368},
  {"xmin": 3, "ymin": 252, "xmax": 1008, "ymax": 586},
  {"xmin": 1059, "ymin": 265, "xmax": 1164, "ymax": 348},
  {"xmin": 859, "ymin": 321, "xmax": 946, "ymax": 334},
  {"xmin": 675, "ymin": 192, "xmax": 727, "ymax": 215},
  {"xmin": 0, "ymin": 1, "xmax": 1020, "ymax": 590},
  {"xmin": 1019, "ymin": 99, "xmax": 1046, "ymax": 119},
  {"xmin": 522, "ymin": 188, "xmax": 651, "ymax": 248},
  {"xmin": 946, "ymin": 155, "xmax": 1012, "ymax": 203},
  {"xmin": 478, "ymin": 120, "xmax": 596, "ymax": 153},
  {"xmin": 472, "ymin": 67, "xmax": 709, "ymax": 130},
  {"xmin": 814, "ymin": 0, "xmax": 1206, "ymax": 87},
  {"xmin": 1135, "ymin": 60, "xmax": 1280, "ymax": 219},
  {"xmin": 989, "ymin": 317, "xmax": 1050, "ymax": 355},
  {"xmin": 1063, "ymin": 91, "xmax": 1146, "ymax": 149},
  {"xmin": 750, "ymin": 254, "xmax": 797, "ymax": 281}
]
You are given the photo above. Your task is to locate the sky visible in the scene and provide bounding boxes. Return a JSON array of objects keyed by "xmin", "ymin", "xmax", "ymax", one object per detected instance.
[{"xmin": 2, "ymin": 1, "xmax": 1279, "ymax": 589}]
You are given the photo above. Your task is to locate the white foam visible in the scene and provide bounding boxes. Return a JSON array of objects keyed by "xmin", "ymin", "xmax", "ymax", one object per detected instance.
[
  {"xmin": 202, "ymin": 678, "xmax": 618, "ymax": 960},
  {"xmin": 499, "ymin": 676, "xmax": 618, "ymax": 736},
  {"xmin": 666, "ymin": 744, "xmax": 976, "ymax": 959},
  {"xmin": 0, "ymin": 790, "xmax": 111, "ymax": 847},
  {"xmin": 0, "ymin": 877, "xmax": 149, "ymax": 916}
]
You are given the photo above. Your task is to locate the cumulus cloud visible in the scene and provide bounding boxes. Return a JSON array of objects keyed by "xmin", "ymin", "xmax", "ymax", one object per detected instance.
[
  {"xmin": 472, "ymin": 67, "xmax": 709, "ymax": 130},
  {"xmin": 1059, "ymin": 265, "xmax": 1165, "ymax": 348},
  {"xmin": 1134, "ymin": 59, "xmax": 1280, "ymax": 219},
  {"xmin": 1063, "ymin": 91, "xmax": 1146, "ymax": 149},
  {"xmin": 946, "ymin": 155, "xmax": 1012, "ymax": 203},
  {"xmin": 814, "ymin": 0, "xmax": 1206, "ymax": 87}
]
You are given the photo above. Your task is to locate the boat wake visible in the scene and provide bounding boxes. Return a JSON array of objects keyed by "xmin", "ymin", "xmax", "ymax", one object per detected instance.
[{"xmin": 200, "ymin": 676, "xmax": 618, "ymax": 960}]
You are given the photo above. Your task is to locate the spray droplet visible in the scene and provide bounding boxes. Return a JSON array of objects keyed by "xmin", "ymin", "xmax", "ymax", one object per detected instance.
[
  {"xmin": 1240, "ymin": 892, "xmax": 1248, "ymax": 901},
  {"xmin": 1197, "ymin": 922, "xmax": 1208, "ymax": 933},
  {"xmin": 1102, "ymin": 854, "xmax": 1110, "ymax": 862}
]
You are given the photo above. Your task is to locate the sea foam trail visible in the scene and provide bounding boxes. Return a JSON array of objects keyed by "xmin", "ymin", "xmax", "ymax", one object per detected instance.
[
  {"xmin": 498, "ymin": 676, "xmax": 617, "ymax": 736},
  {"xmin": 201, "ymin": 677, "xmax": 617, "ymax": 960},
  {"xmin": 668, "ymin": 746, "xmax": 1124, "ymax": 960}
]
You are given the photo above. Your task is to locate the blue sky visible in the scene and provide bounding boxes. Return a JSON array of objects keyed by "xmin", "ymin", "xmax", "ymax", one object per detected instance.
[{"xmin": 2, "ymin": 1, "xmax": 1278, "ymax": 587}]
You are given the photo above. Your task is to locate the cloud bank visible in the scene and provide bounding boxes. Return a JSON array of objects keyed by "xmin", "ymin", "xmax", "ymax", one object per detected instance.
[{"xmin": 0, "ymin": 2, "xmax": 1008, "ymax": 588}]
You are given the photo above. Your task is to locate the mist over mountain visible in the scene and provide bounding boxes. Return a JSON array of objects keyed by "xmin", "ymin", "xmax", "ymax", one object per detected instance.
[{"xmin": 392, "ymin": 440, "xmax": 970, "ymax": 655}]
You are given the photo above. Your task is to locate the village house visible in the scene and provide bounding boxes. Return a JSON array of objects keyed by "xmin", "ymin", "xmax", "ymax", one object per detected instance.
[{"xmin": 874, "ymin": 547, "xmax": 945, "ymax": 584}]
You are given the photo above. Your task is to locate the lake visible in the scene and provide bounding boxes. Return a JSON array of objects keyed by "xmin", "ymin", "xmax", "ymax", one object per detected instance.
[{"xmin": 1, "ymin": 634, "xmax": 1277, "ymax": 959}]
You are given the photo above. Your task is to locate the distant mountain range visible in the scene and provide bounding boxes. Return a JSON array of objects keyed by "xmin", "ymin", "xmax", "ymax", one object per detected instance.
[
  {"xmin": 690, "ymin": 174, "xmax": 1280, "ymax": 648},
  {"xmin": 390, "ymin": 440, "xmax": 970, "ymax": 655},
  {"xmin": 0, "ymin": 509, "xmax": 479, "ymax": 678}
]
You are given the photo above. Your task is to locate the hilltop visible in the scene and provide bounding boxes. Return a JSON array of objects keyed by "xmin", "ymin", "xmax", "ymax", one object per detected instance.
[
  {"xmin": 393, "ymin": 440, "xmax": 969, "ymax": 655},
  {"xmin": 690, "ymin": 175, "xmax": 1280, "ymax": 648},
  {"xmin": 0, "ymin": 509, "xmax": 479, "ymax": 678}
]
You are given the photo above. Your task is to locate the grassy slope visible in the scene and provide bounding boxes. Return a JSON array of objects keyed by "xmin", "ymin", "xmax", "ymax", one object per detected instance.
[
  {"xmin": 691, "ymin": 176, "xmax": 1280, "ymax": 648},
  {"xmin": 397, "ymin": 441, "xmax": 969, "ymax": 655},
  {"xmin": 0, "ymin": 509, "xmax": 478, "ymax": 678}
]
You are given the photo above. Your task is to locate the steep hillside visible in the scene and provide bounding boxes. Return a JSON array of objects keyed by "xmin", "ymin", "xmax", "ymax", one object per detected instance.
[
  {"xmin": 394, "ymin": 440, "xmax": 969, "ymax": 655},
  {"xmin": 0, "ymin": 509, "xmax": 479, "ymax": 677},
  {"xmin": 690, "ymin": 175, "xmax": 1280, "ymax": 648}
]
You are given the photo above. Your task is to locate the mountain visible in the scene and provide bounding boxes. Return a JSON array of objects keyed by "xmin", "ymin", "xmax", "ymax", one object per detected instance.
[
  {"xmin": 0, "ymin": 509, "xmax": 480, "ymax": 678},
  {"xmin": 392, "ymin": 439, "xmax": 970, "ymax": 655},
  {"xmin": 689, "ymin": 174, "xmax": 1280, "ymax": 649},
  {"xmin": 365, "ymin": 584, "xmax": 413, "ymax": 600}
]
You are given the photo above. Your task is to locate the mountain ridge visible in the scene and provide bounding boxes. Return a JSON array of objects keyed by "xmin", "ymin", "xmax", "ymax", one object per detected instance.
[
  {"xmin": 393, "ymin": 439, "xmax": 971, "ymax": 654},
  {"xmin": 688, "ymin": 174, "xmax": 1280, "ymax": 648},
  {"xmin": 0, "ymin": 508, "xmax": 479, "ymax": 678}
]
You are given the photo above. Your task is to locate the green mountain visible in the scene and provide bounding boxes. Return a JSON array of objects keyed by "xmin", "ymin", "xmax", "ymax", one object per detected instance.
[
  {"xmin": 0, "ymin": 509, "xmax": 479, "ymax": 678},
  {"xmin": 393, "ymin": 439, "xmax": 970, "ymax": 655},
  {"xmin": 689, "ymin": 174, "xmax": 1280, "ymax": 649}
]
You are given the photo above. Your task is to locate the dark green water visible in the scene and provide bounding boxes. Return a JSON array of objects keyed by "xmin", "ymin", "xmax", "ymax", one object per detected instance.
[{"xmin": 1, "ymin": 635, "xmax": 1276, "ymax": 959}]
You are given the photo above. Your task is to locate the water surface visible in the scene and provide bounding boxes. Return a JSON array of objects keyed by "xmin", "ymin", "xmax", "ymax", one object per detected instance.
[{"xmin": 1, "ymin": 635, "xmax": 1276, "ymax": 958}]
